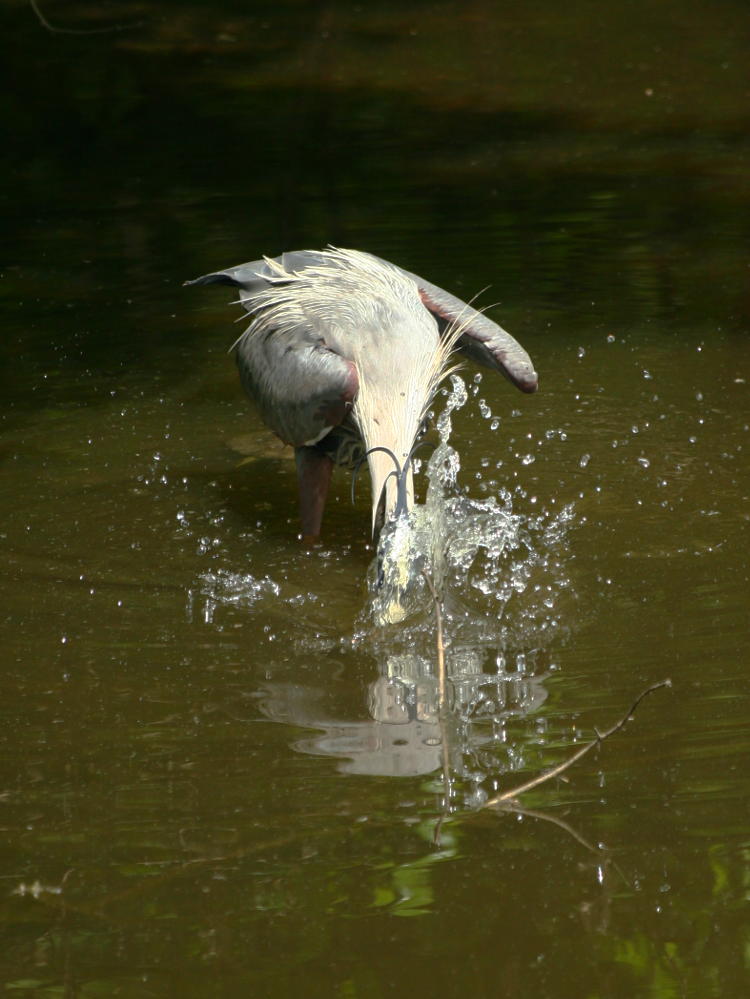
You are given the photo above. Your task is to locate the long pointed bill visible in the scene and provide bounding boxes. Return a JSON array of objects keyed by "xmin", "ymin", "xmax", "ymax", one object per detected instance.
[{"xmin": 367, "ymin": 447, "xmax": 415, "ymax": 535}]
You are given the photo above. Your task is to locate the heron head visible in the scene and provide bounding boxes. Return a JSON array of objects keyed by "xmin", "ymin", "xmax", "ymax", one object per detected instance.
[
  {"xmin": 353, "ymin": 324, "xmax": 458, "ymax": 534},
  {"xmin": 352, "ymin": 324, "xmax": 456, "ymax": 624}
]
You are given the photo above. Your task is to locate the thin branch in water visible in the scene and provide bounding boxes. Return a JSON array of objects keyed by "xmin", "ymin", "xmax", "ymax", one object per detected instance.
[
  {"xmin": 432, "ymin": 724, "xmax": 453, "ymax": 848},
  {"xmin": 29, "ymin": 0, "xmax": 143, "ymax": 35},
  {"xmin": 500, "ymin": 804, "xmax": 600, "ymax": 854},
  {"xmin": 483, "ymin": 679, "xmax": 672, "ymax": 809},
  {"xmin": 421, "ymin": 570, "xmax": 446, "ymax": 713},
  {"xmin": 422, "ymin": 569, "xmax": 453, "ymax": 847},
  {"xmin": 420, "ymin": 572, "xmax": 670, "ymax": 844}
]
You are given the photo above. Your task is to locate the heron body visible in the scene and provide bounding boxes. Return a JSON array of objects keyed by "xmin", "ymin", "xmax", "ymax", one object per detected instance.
[{"xmin": 186, "ymin": 248, "xmax": 537, "ymax": 538}]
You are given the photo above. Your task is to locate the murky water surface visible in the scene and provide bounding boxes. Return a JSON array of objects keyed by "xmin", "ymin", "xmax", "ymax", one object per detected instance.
[{"xmin": 1, "ymin": 1, "xmax": 748, "ymax": 995}]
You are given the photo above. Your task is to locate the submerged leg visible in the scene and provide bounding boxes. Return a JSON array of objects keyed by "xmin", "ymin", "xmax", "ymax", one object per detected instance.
[{"xmin": 295, "ymin": 445, "xmax": 334, "ymax": 541}]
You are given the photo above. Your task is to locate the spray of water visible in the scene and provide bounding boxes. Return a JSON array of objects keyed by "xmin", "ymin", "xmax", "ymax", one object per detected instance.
[
  {"xmin": 188, "ymin": 375, "xmax": 576, "ymax": 796},
  {"xmin": 367, "ymin": 374, "xmax": 575, "ymax": 656},
  {"xmin": 349, "ymin": 374, "xmax": 577, "ymax": 797}
]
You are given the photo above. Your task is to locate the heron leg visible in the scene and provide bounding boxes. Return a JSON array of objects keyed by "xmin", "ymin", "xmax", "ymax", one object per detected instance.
[{"xmin": 295, "ymin": 445, "xmax": 334, "ymax": 541}]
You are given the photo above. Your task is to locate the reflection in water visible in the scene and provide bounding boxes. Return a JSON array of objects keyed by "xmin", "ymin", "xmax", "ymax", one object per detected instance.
[
  {"xmin": 259, "ymin": 658, "xmax": 548, "ymax": 785},
  {"xmin": 196, "ymin": 376, "xmax": 570, "ymax": 796}
]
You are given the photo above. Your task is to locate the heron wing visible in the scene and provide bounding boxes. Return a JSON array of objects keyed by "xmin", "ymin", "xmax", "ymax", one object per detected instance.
[
  {"xmin": 187, "ymin": 250, "xmax": 538, "ymax": 393},
  {"xmin": 391, "ymin": 266, "xmax": 538, "ymax": 394},
  {"xmin": 186, "ymin": 256, "xmax": 359, "ymax": 447},
  {"xmin": 185, "ymin": 251, "xmax": 337, "ymax": 313},
  {"xmin": 186, "ymin": 248, "xmax": 537, "ymax": 426},
  {"xmin": 234, "ymin": 325, "xmax": 359, "ymax": 449}
]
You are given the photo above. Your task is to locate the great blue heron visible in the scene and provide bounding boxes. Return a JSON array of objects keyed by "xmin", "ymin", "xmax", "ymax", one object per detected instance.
[{"xmin": 186, "ymin": 248, "xmax": 537, "ymax": 538}]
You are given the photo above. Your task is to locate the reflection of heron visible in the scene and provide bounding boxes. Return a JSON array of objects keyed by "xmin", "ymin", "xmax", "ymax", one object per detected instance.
[
  {"xmin": 258, "ymin": 654, "xmax": 549, "ymax": 779},
  {"xmin": 187, "ymin": 248, "xmax": 537, "ymax": 538}
]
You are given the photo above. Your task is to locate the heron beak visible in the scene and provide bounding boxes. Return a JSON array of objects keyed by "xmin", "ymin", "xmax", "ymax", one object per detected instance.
[
  {"xmin": 369, "ymin": 487, "xmax": 428, "ymax": 625},
  {"xmin": 367, "ymin": 445, "xmax": 414, "ymax": 535},
  {"xmin": 367, "ymin": 448, "xmax": 400, "ymax": 536},
  {"xmin": 367, "ymin": 416, "xmax": 424, "ymax": 536},
  {"xmin": 353, "ymin": 327, "xmax": 454, "ymax": 536}
]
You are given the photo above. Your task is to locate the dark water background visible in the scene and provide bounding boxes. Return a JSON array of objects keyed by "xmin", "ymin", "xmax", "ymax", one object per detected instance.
[{"xmin": 1, "ymin": 0, "xmax": 748, "ymax": 995}]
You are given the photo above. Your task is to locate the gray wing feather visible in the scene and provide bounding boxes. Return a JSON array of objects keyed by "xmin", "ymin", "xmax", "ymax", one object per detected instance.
[
  {"xmin": 186, "ymin": 256, "xmax": 358, "ymax": 447},
  {"xmin": 185, "ymin": 251, "xmax": 339, "ymax": 313},
  {"xmin": 235, "ymin": 324, "xmax": 358, "ymax": 449},
  {"xmin": 186, "ymin": 248, "xmax": 537, "ymax": 428},
  {"xmin": 186, "ymin": 249, "xmax": 539, "ymax": 393},
  {"xmin": 389, "ymin": 264, "xmax": 538, "ymax": 394}
]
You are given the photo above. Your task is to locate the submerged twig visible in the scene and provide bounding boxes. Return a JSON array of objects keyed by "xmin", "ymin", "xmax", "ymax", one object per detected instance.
[
  {"xmin": 420, "ymin": 572, "xmax": 670, "ymax": 846},
  {"xmin": 482, "ymin": 679, "xmax": 672, "ymax": 809},
  {"xmin": 497, "ymin": 804, "xmax": 600, "ymax": 854},
  {"xmin": 29, "ymin": 0, "xmax": 143, "ymax": 34},
  {"xmin": 433, "ymin": 728, "xmax": 453, "ymax": 848},
  {"xmin": 421, "ymin": 570, "xmax": 446, "ymax": 712},
  {"xmin": 421, "ymin": 569, "xmax": 453, "ymax": 846}
]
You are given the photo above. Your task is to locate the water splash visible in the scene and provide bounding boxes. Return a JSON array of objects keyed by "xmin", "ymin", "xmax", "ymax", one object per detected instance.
[
  {"xmin": 368, "ymin": 374, "xmax": 575, "ymax": 654},
  {"xmin": 348, "ymin": 374, "xmax": 576, "ymax": 796},
  {"xmin": 187, "ymin": 569, "xmax": 280, "ymax": 625}
]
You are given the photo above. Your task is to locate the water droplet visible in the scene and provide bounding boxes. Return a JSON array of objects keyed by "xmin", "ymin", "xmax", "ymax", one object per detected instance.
[
  {"xmin": 579, "ymin": 454, "xmax": 590, "ymax": 468},
  {"xmin": 638, "ymin": 457, "xmax": 650, "ymax": 469}
]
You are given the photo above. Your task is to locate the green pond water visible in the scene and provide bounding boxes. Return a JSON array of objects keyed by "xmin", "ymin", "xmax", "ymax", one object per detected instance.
[{"xmin": 1, "ymin": 1, "xmax": 748, "ymax": 995}]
